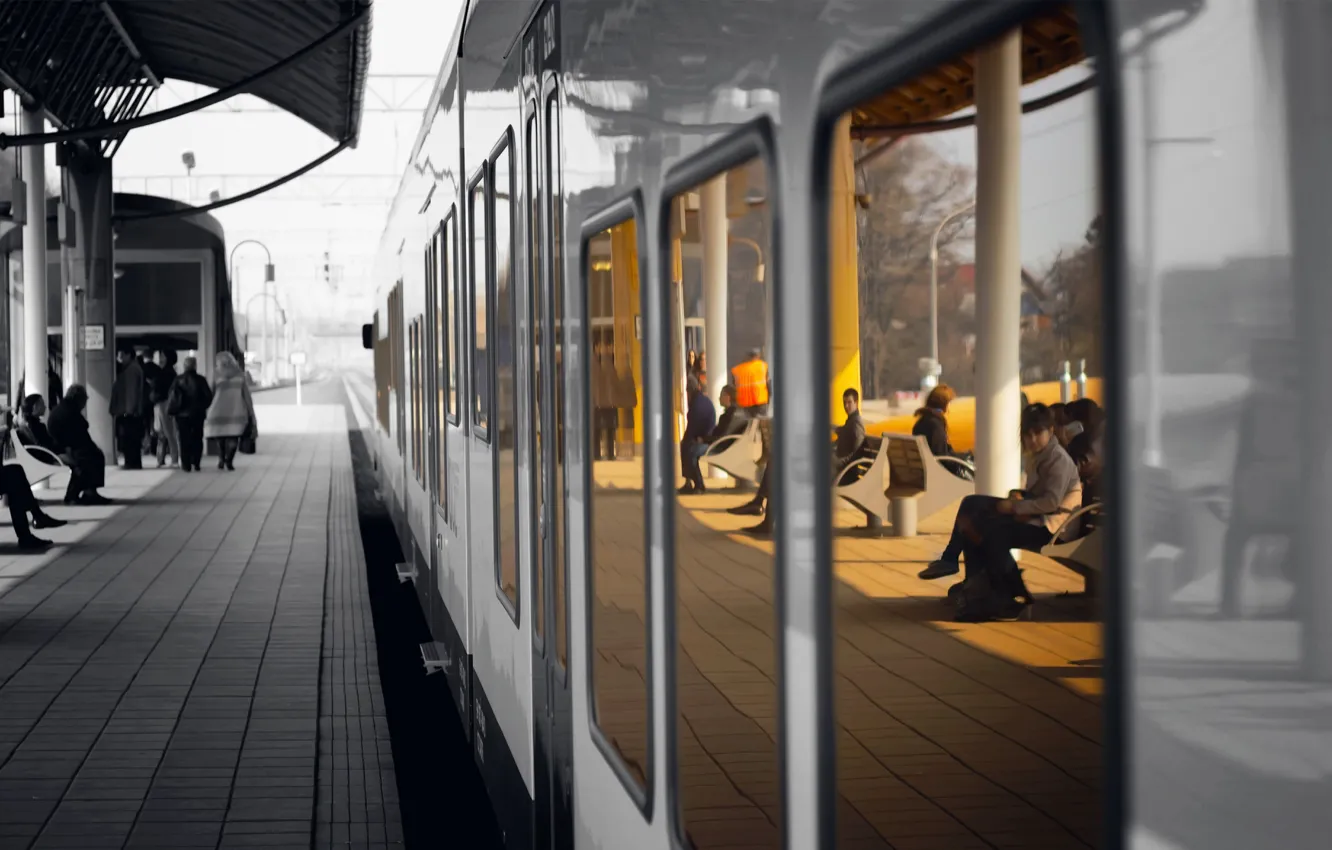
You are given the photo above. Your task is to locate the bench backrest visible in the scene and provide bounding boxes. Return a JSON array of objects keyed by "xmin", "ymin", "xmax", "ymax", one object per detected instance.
[{"xmin": 885, "ymin": 435, "xmax": 926, "ymax": 495}]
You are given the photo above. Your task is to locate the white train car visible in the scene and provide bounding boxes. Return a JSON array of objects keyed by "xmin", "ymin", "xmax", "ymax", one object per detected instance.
[{"xmin": 362, "ymin": 1, "xmax": 1332, "ymax": 849}]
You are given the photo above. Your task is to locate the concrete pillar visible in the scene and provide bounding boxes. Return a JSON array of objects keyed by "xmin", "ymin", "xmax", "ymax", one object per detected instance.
[
  {"xmin": 700, "ymin": 174, "xmax": 728, "ymax": 406},
  {"xmin": 973, "ymin": 31, "xmax": 1024, "ymax": 497},
  {"xmin": 20, "ymin": 107, "xmax": 48, "ymax": 403},
  {"xmin": 829, "ymin": 112, "xmax": 862, "ymax": 418},
  {"xmin": 62, "ymin": 149, "xmax": 116, "ymax": 460}
]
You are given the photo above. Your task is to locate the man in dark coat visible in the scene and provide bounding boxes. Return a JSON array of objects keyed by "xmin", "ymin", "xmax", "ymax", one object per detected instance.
[
  {"xmin": 168, "ymin": 356, "xmax": 214, "ymax": 472},
  {"xmin": 111, "ymin": 349, "xmax": 150, "ymax": 469},
  {"xmin": 47, "ymin": 384, "xmax": 111, "ymax": 505}
]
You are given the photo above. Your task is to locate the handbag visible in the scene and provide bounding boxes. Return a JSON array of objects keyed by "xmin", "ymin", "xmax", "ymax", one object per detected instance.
[{"xmin": 238, "ymin": 419, "xmax": 257, "ymax": 455}]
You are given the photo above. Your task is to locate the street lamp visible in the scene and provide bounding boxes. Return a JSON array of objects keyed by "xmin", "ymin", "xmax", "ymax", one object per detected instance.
[
  {"xmin": 245, "ymin": 292, "xmax": 288, "ymax": 387},
  {"xmin": 928, "ymin": 199, "xmax": 976, "ymax": 388},
  {"xmin": 228, "ymin": 239, "xmax": 275, "ymax": 319}
]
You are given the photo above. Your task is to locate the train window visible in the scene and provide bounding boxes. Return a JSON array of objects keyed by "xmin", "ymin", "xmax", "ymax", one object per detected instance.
[
  {"xmin": 527, "ymin": 108, "xmax": 545, "ymax": 647},
  {"xmin": 434, "ymin": 221, "xmax": 448, "ymax": 512},
  {"xmin": 374, "ymin": 310, "xmax": 389, "ymax": 429},
  {"xmin": 445, "ymin": 208, "xmax": 459, "ymax": 426},
  {"xmin": 822, "ymin": 11, "xmax": 1104, "ymax": 850},
  {"xmin": 584, "ymin": 208, "xmax": 649, "ymax": 799},
  {"xmin": 493, "ymin": 135, "xmax": 520, "ymax": 620},
  {"xmin": 665, "ymin": 149, "xmax": 778, "ymax": 850},
  {"xmin": 547, "ymin": 90, "xmax": 568, "ymax": 669},
  {"xmin": 412, "ymin": 317, "xmax": 423, "ymax": 482},
  {"xmin": 470, "ymin": 169, "xmax": 491, "ymax": 439}
]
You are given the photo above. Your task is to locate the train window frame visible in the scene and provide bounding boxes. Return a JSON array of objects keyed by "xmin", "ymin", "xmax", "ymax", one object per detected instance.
[
  {"xmin": 490, "ymin": 128, "xmax": 521, "ymax": 625},
  {"xmin": 579, "ymin": 191, "xmax": 654, "ymax": 817},
  {"xmin": 432, "ymin": 219, "xmax": 449, "ymax": 514},
  {"xmin": 469, "ymin": 166, "xmax": 492, "ymax": 442},
  {"xmin": 654, "ymin": 119, "xmax": 782, "ymax": 848},
  {"xmin": 445, "ymin": 206, "xmax": 461, "ymax": 427},
  {"xmin": 526, "ymin": 104, "xmax": 546, "ymax": 651},
  {"xmin": 544, "ymin": 83, "xmax": 570, "ymax": 674},
  {"xmin": 806, "ymin": 4, "xmax": 1122, "ymax": 849}
]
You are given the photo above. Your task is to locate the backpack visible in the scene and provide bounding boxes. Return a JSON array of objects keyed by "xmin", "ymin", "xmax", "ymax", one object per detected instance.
[{"xmin": 951, "ymin": 565, "xmax": 1034, "ymax": 622}]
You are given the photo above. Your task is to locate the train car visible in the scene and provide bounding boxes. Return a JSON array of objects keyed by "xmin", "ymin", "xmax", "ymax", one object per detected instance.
[{"xmin": 363, "ymin": 1, "xmax": 1330, "ymax": 849}]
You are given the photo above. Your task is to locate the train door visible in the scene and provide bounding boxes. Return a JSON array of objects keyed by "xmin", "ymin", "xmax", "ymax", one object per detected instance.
[{"xmin": 525, "ymin": 3, "xmax": 574, "ymax": 847}]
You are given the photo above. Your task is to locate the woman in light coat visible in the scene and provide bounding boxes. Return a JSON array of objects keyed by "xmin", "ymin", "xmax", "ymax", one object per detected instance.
[{"xmin": 205, "ymin": 351, "xmax": 256, "ymax": 471}]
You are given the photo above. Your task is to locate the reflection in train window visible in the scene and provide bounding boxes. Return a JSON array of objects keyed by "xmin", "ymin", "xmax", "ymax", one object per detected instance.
[
  {"xmin": 434, "ymin": 214, "xmax": 451, "ymax": 513},
  {"xmin": 470, "ymin": 170, "xmax": 490, "ymax": 438},
  {"xmin": 824, "ymin": 11, "xmax": 1105, "ymax": 849},
  {"xmin": 667, "ymin": 153, "xmax": 778, "ymax": 850},
  {"xmin": 585, "ymin": 214, "xmax": 649, "ymax": 794},
  {"xmin": 494, "ymin": 137, "xmax": 520, "ymax": 619}
]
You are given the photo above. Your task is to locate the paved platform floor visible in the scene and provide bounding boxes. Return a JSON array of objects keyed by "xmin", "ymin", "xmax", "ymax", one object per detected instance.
[
  {"xmin": 0, "ymin": 405, "xmax": 400, "ymax": 850},
  {"xmin": 590, "ymin": 460, "xmax": 1102, "ymax": 850}
]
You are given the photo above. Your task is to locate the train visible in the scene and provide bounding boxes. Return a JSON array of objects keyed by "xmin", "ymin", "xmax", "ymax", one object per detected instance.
[{"xmin": 362, "ymin": 1, "xmax": 1328, "ymax": 849}]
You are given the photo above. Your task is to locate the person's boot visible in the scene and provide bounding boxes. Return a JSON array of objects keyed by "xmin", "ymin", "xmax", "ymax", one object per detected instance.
[
  {"xmin": 12, "ymin": 512, "xmax": 50, "ymax": 550},
  {"xmin": 918, "ymin": 559, "xmax": 961, "ymax": 580},
  {"xmin": 728, "ymin": 500, "xmax": 764, "ymax": 516},
  {"xmin": 31, "ymin": 507, "xmax": 67, "ymax": 530},
  {"xmin": 80, "ymin": 490, "xmax": 112, "ymax": 506}
]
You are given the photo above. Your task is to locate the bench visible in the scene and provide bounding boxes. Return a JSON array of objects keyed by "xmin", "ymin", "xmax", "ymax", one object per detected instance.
[
  {"xmin": 1040, "ymin": 503, "xmax": 1104, "ymax": 595},
  {"xmin": 702, "ymin": 417, "xmax": 763, "ymax": 485},
  {"xmin": 882, "ymin": 434, "xmax": 975, "ymax": 537},
  {"xmin": 7, "ymin": 429, "xmax": 68, "ymax": 489},
  {"xmin": 834, "ymin": 436, "xmax": 889, "ymax": 528}
]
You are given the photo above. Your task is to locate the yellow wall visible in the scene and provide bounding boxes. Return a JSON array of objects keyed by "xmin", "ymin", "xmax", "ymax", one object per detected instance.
[
  {"xmin": 610, "ymin": 219, "xmax": 643, "ymax": 444},
  {"xmin": 866, "ymin": 378, "xmax": 1105, "ymax": 453},
  {"xmin": 829, "ymin": 112, "xmax": 862, "ymax": 421}
]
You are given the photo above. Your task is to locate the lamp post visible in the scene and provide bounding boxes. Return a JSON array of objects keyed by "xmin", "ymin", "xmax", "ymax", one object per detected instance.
[
  {"xmin": 928, "ymin": 199, "xmax": 976, "ymax": 388},
  {"xmin": 245, "ymin": 292, "xmax": 286, "ymax": 387},
  {"xmin": 228, "ymin": 239, "xmax": 275, "ymax": 323}
]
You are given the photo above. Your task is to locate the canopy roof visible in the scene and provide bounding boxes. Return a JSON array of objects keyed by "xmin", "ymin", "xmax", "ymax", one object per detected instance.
[{"xmin": 0, "ymin": 0, "xmax": 372, "ymax": 154}]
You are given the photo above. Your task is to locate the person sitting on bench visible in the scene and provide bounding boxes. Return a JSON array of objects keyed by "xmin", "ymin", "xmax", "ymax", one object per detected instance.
[
  {"xmin": 708, "ymin": 384, "xmax": 749, "ymax": 445},
  {"xmin": 1065, "ymin": 432, "xmax": 1102, "ymax": 537},
  {"xmin": 832, "ymin": 388, "xmax": 867, "ymax": 483},
  {"xmin": 0, "ymin": 463, "xmax": 68, "ymax": 549},
  {"xmin": 15, "ymin": 394, "xmax": 63, "ymax": 460},
  {"xmin": 919, "ymin": 403, "xmax": 1082, "ymax": 581},
  {"xmin": 678, "ymin": 377, "xmax": 717, "ymax": 495},
  {"xmin": 47, "ymin": 384, "xmax": 112, "ymax": 506}
]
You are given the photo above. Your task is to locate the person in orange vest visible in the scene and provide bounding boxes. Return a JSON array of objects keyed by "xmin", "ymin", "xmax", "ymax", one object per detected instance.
[{"xmin": 730, "ymin": 347, "xmax": 770, "ymax": 415}]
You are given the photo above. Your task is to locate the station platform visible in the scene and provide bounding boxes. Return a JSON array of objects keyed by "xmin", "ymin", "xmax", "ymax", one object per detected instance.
[{"xmin": 0, "ymin": 404, "xmax": 401, "ymax": 850}]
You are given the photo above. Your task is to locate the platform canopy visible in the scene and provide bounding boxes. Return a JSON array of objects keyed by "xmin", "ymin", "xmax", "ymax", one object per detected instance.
[{"xmin": 0, "ymin": 0, "xmax": 373, "ymax": 155}]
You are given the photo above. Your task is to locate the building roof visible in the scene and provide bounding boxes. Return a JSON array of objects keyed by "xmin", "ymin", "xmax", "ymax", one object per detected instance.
[{"xmin": 0, "ymin": 0, "xmax": 372, "ymax": 152}]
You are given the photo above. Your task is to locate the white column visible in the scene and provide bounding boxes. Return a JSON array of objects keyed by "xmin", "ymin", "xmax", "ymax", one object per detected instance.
[
  {"xmin": 701, "ymin": 175, "xmax": 728, "ymax": 478},
  {"xmin": 20, "ymin": 107, "xmax": 48, "ymax": 402},
  {"xmin": 973, "ymin": 31, "xmax": 1024, "ymax": 497},
  {"xmin": 701, "ymin": 175, "xmax": 728, "ymax": 403}
]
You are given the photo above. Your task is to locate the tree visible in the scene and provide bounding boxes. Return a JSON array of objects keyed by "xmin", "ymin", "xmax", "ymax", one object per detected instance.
[
  {"xmin": 1019, "ymin": 214, "xmax": 1103, "ymax": 380},
  {"xmin": 855, "ymin": 138, "xmax": 977, "ymax": 396}
]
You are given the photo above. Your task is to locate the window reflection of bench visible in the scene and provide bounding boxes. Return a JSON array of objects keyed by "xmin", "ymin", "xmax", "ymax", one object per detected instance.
[
  {"xmin": 835, "ymin": 436, "xmax": 888, "ymax": 528},
  {"xmin": 1041, "ymin": 503, "xmax": 1104, "ymax": 595},
  {"xmin": 882, "ymin": 434, "xmax": 975, "ymax": 537},
  {"xmin": 702, "ymin": 418, "xmax": 762, "ymax": 485}
]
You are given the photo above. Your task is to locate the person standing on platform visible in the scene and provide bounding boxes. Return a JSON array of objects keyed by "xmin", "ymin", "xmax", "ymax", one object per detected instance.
[
  {"xmin": 168, "ymin": 356, "xmax": 213, "ymax": 472},
  {"xmin": 592, "ymin": 337, "xmax": 617, "ymax": 461},
  {"xmin": 206, "ymin": 352, "xmax": 256, "ymax": 472},
  {"xmin": 111, "ymin": 349, "xmax": 150, "ymax": 469},
  {"xmin": 731, "ymin": 347, "xmax": 771, "ymax": 417},
  {"xmin": 150, "ymin": 350, "xmax": 180, "ymax": 468}
]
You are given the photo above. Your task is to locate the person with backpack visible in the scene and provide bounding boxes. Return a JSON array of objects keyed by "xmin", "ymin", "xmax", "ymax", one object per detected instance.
[
  {"xmin": 929, "ymin": 404, "xmax": 1083, "ymax": 621},
  {"xmin": 168, "ymin": 357, "xmax": 214, "ymax": 472}
]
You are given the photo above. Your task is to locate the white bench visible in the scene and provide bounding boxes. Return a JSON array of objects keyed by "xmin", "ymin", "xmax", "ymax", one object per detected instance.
[
  {"xmin": 1041, "ymin": 503, "xmax": 1103, "ymax": 594},
  {"xmin": 8, "ymin": 429, "xmax": 68, "ymax": 489},
  {"xmin": 882, "ymin": 434, "xmax": 975, "ymax": 537},
  {"xmin": 835, "ymin": 436, "xmax": 889, "ymax": 527},
  {"xmin": 702, "ymin": 417, "xmax": 762, "ymax": 485}
]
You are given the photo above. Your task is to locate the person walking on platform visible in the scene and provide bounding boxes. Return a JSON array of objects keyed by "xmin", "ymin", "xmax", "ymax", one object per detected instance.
[
  {"xmin": 111, "ymin": 349, "xmax": 150, "ymax": 469},
  {"xmin": 168, "ymin": 356, "xmax": 214, "ymax": 472},
  {"xmin": 206, "ymin": 352, "xmax": 256, "ymax": 472},
  {"xmin": 150, "ymin": 350, "xmax": 180, "ymax": 468},
  {"xmin": 47, "ymin": 384, "xmax": 112, "ymax": 506}
]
